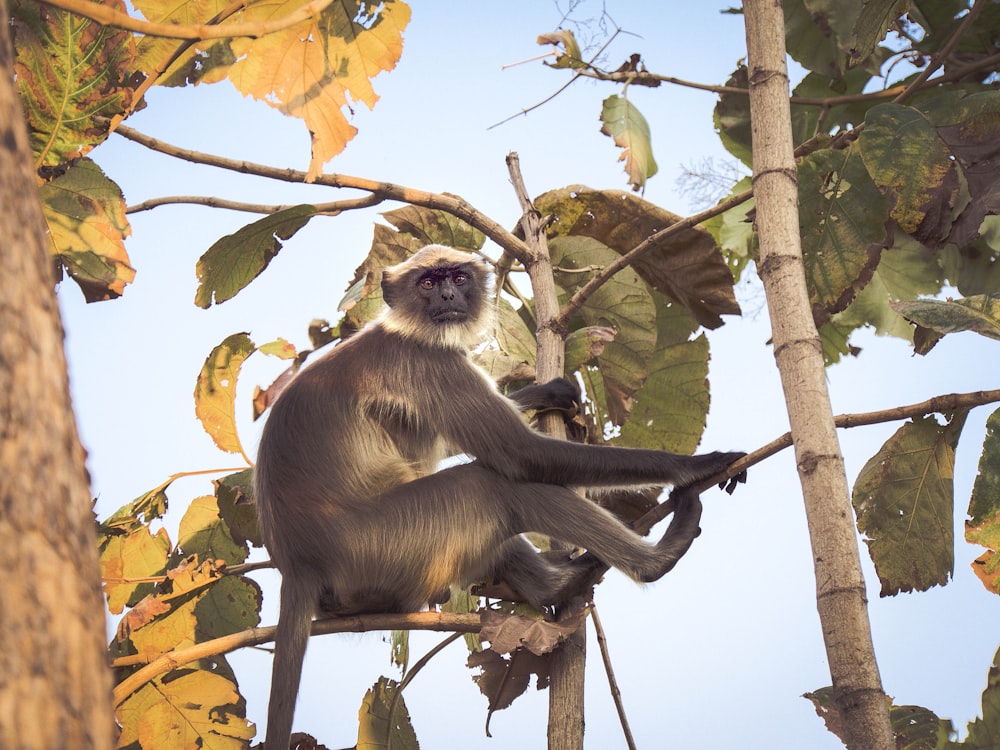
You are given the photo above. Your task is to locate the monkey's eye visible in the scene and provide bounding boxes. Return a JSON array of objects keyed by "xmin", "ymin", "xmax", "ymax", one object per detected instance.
[
  {"xmin": 419, "ymin": 278, "xmax": 436, "ymax": 290},
  {"xmin": 452, "ymin": 272, "xmax": 468, "ymax": 285}
]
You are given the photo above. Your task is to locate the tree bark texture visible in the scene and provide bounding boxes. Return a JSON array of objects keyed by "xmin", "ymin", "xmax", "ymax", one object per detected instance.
[
  {"xmin": 0, "ymin": 2, "xmax": 114, "ymax": 747},
  {"xmin": 741, "ymin": 3, "xmax": 893, "ymax": 749},
  {"xmin": 506, "ymin": 153, "xmax": 587, "ymax": 750}
]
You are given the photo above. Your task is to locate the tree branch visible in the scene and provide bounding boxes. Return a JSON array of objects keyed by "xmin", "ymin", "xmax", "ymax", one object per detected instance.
[
  {"xmin": 35, "ymin": 0, "xmax": 335, "ymax": 40},
  {"xmin": 126, "ymin": 193, "xmax": 385, "ymax": 215},
  {"xmin": 111, "ymin": 611, "xmax": 481, "ymax": 706},
  {"xmin": 107, "ymin": 121, "xmax": 534, "ymax": 263},
  {"xmin": 590, "ymin": 604, "xmax": 637, "ymax": 750}
]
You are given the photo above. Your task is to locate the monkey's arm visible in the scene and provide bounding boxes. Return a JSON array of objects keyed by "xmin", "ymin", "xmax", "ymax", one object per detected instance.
[{"xmin": 430, "ymin": 360, "xmax": 744, "ymax": 489}]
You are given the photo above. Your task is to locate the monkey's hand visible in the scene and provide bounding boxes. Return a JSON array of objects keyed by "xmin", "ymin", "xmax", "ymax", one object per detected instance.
[{"xmin": 508, "ymin": 377, "xmax": 581, "ymax": 416}]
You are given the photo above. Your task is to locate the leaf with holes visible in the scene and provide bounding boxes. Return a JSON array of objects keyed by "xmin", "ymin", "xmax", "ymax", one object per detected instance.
[
  {"xmin": 195, "ymin": 205, "xmax": 319, "ymax": 308},
  {"xmin": 11, "ymin": 0, "xmax": 135, "ymax": 166},
  {"xmin": 38, "ymin": 158, "xmax": 134, "ymax": 301},
  {"xmin": 194, "ymin": 333, "xmax": 255, "ymax": 456},
  {"xmin": 852, "ymin": 413, "xmax": 967, "ymax": 596}
]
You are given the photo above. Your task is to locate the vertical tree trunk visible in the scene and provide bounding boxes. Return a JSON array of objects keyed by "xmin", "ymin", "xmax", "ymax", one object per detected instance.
[
  {"xmin": 741, "ymin": 3, "xmax": 893, "ymax": 749},
  {"xmin": 0, "ymin": 2, "xmax": 114, "ymax": 747},
  {"xmin": 506, "ymin": 154, "xmax": 586, "ymax": 750}
]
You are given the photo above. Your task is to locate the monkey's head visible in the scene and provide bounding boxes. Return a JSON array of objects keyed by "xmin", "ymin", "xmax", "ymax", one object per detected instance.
[{"xmin": 381, "ymin": 245, "xmax": 494, "ymax": 350}]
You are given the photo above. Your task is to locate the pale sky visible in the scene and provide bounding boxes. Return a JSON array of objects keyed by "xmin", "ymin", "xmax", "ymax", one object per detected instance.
[{"xmin": 59, "ymin": 2, "xmax": 1000, "ymax": 748}]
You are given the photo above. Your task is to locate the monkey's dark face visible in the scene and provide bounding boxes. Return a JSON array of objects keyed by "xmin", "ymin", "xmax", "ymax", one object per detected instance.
[{"xmin": 416, "ymin": 265, "xmax": 475, "ymax": 324}]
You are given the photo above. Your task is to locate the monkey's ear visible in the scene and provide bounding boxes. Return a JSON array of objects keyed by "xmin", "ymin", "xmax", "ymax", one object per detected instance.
[{"xmin": 381, "ymin": 270, "xmax": 399, "ymax": 308}]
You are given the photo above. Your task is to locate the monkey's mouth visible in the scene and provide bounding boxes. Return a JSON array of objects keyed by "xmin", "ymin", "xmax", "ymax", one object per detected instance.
[{"xmin": 432, "ymin": 310, "xmax": 468, "ymax": 323}]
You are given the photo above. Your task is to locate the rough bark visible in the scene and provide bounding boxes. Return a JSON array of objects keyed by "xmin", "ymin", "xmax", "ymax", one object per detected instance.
[
  {"xmin": 741, "ymin": 3, "xmax": 893, "ymax": 749},
  {"xmin": 506, "ymin": 154, "xmax": 586, "ymax": 750},
  {"xmin": 0, "ymin": 2, "xmax": 114, "ymax": 747}
]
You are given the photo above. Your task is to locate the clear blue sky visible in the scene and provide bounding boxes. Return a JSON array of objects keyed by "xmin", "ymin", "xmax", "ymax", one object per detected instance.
[{"xmin": 59, "ymin": 2, "xmax": 1000, "ymax": 747}]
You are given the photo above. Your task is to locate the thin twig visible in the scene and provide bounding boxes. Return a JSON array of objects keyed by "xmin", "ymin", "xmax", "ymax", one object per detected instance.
[
  {"xmin": 35, "ymin": 0, "xmax": 335, "ymax": 40},
  {"xmin": 488, "ymin": 29, "xmax": 622, "ymax": 131},
  {"xmin": 590, "ymin": 603, "xmax": 637, "ymax": 750},
  {"xmin": 126, "ymin": 193, "xmax": 385, "ymax": 216},
  {"xmin": 642, "ymin": 386, "xmax": 1000, "ymax": 532}
]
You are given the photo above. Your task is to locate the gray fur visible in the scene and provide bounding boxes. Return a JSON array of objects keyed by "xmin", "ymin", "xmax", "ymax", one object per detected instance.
[{"xmin": 256, "ymin": 246, "xmax": 743, "ymax": 747}]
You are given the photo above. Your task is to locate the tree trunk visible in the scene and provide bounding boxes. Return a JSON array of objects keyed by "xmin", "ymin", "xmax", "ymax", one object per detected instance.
[
  {"xmin": 506, "ymin": 154, "xmax": 586, "ymax": 750},
  {"xmin": 741, "ymin": 3, "xmax": 893, "ymax": 749},
  {"xmin": 0, "ymin": 2, "xmax": 114, "ymax": 748}
]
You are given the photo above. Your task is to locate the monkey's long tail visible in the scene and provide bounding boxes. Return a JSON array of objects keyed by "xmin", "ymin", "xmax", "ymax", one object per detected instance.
[{"xmin": 265, "ymin": 578, "xmax": 314, "ymax": 749}]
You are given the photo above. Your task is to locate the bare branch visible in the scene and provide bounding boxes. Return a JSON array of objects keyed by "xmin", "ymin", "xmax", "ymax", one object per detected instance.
[
  {"xmin": 111, "ymin": 611, "xmax": 481, "ymax": 705},
  {"xmin": 35, "ymin": 0, "xmax": 336, "ymax": 40},
  {"xmin": 126, "ymin": 193, "xmax": 385, "ymax": 215},
  {"xmin": 590, "ymin": 604, "xmax": 637, "ymax": 750},
  {"xmin": 645, "ymin": 387, "xmax": 1000, "ymax": 531},
  {"xmin": 488, "ymin": 29, "xmax": 622, "ymax": 131},
  {"xmin": 108, "ymin": 122, "xmax": 533, "ymax": 263}
]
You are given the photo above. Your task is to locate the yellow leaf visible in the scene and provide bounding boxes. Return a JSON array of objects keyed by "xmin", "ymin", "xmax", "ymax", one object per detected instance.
[
  {"xmin": 227, "ymin": 0, "xmax": 411, "ymax": 180},
  {"xmin": 39, "ymin": 158, "xmax": 134, "ymax": 301},
  {"xmin": 194, "ymin": 333, "xmax": 255, "ymax": 456}
]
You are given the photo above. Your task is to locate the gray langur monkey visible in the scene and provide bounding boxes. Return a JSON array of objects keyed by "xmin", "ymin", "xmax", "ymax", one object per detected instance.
[{"xmin": 255, "ymin": 244, "xmax": 745, "ymax": 748}]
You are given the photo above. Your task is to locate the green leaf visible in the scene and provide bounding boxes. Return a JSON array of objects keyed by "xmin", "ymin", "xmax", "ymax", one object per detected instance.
[
  {"xmin": 970, "ymin": 407, "xmax": 1000, "ymax": 527},
  {"xmin": 892, "ymin": 294, "xmax": 1000, "ymax": 342},
  {"xmin": 357, "ymin": 677, "xmax": 418, "ymax": 750},
  {"xmin": 38, "ymin": 158, "xmax": 134, "ymax": 302},
  {"xmin": 852, "ymin": 413, "xmax": 966, "ymax": 596},
  {"xmin": 564, "ymin": 326, "xmax": 615, "ymax": 372},
  {"xmin": 11, "ymin": 0, "xmax": 136, "ymax": 166},
  {"xmin": 958, "ymin": 643, "xmax": 1000, "ymax": 748},
  {"xmin": 599, "ymin": 94, "xmax": 658, "ymax": 191},
  {"xmin": 179, "ymin": 496, "xmax": 248, "ymax": 565},
  {"xmin": 216, "ymin": 469, "xmax": 261, "ymax": 548},
  {"xmin": 493, "ymin": 298, "xmax": 537, "ymax": 366},
  {"xmin": 195, "ymin": 205, "xmax": 319, "ymax": 308},
  {"xmin": 192, "ymin": 574, "xmax": 262, "ymax": 640},
  {"xmin": 714, "ymin": 65, "xmax": 753, "ymax": 166},
  {"xmin": 832, "ymin": 235, "xmax": 944, "ymax": 341},
  {"xmin": 805, "ymin": 687, "xmax": 956, "ymax": 749},
  {"xmin": 849, "ymin": 0, "xmax": 910, "ymax": 62},
  {"xmin": 798, "ymin": 146, "xmax": 892, "ymax": 319},
  {"xmin": 784, "ymin": 0, "xmax": 850, "ymax": 79},
  {"xmin": 382, "ymin": 202, "xmax": 486, "ymax": 252},
  {"xmin": 618, "ymin": 300, "xmax": 710, "ymax": 455},
  {"xmin": 194, "ymin": 333, "xmax": 255, "ymax": 456},
  {"xmin": 257, "ymin": 338, "xmax": 298, "ymax": 359},
  {"xmin": 100, "ymin": 484, "xmax": 170, "ymax": 533},
  {"xmin": 859, "ymin": 103, "xmax": 959, "ymax": 247},
  {"xmin": 550, "ymin": 236, "xmax": 657, "ymax": 426}
]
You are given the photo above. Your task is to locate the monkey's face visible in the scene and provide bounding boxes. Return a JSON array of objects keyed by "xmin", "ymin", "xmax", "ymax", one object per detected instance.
[{"xmin": 416, "ymin": 266, "xmax": 476, "ymax": 324}]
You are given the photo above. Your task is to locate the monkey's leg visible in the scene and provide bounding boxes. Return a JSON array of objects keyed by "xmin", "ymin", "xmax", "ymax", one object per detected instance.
[
  {"xmin": 507, "ymin": 480, "xmax": 705, "ymax": 585},
  {"xmin": 487, "ymin": 536, "xmax": 587, "ymax": 607}
]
